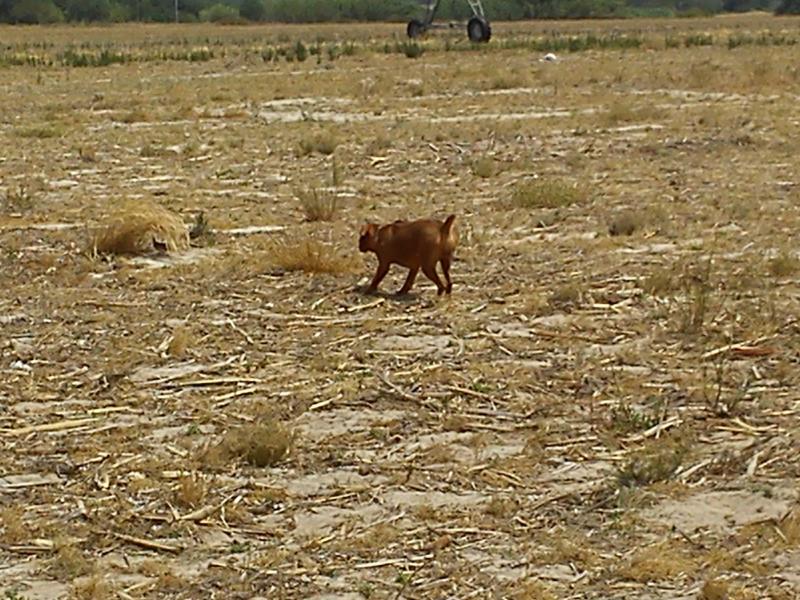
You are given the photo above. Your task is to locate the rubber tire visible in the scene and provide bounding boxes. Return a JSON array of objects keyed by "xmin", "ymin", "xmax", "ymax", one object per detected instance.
[
  {"xmin": 407, "ymin": 19, "xmax": 425, "ymax": 39},
  {"xmin": 467, "ymin": 17, "xmax": 491, "ymax": 43}
]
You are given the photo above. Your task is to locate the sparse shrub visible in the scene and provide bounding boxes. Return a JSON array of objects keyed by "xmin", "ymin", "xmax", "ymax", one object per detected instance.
[
  {"xmin": 296, "ymin": 187, "xmax": 339, "ymax": 222},
  {"xmin": 511, "ymin": 179, "xmax": 587, "ymax": 210}
]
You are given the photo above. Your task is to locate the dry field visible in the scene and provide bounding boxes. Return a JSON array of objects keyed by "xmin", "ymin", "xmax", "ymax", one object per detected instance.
[{"xmin": 1, "ymin": 14, "xmax": 800, "ymax": 600}]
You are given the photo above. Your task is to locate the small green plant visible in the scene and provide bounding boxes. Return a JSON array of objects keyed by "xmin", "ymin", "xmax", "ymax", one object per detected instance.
[
  {"xmin": 296, "ymin": 187, "xmax": 339, "ymax": 222},
  {"xmin": 609, "ymin": 402, "xmax": 661, "ymax": 434},
  {"xmin": 398, "ymin": 41, "xmax": 424, "ymax": 59},
  {"xmin": 510, "ymin": 179, "xmax": 587, "ymax": 210},
  {"xmin": 294, "ymin": 40, "xmax": 308, "ymax": 62},
  {"xmin": 2, "ymin": 184, "xmax": 35, "ymax": 213}
]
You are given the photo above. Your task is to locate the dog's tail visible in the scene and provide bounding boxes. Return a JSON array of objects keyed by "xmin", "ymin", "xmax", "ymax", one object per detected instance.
[{"xmin": 440, "ymin": 214, "xmax": 458, "ymax": 253}]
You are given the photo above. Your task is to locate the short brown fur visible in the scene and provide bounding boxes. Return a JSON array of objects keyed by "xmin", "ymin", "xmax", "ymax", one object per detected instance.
[{"xmin": 359, "ymin": 215, "xmax": 458, "ymax": 296}]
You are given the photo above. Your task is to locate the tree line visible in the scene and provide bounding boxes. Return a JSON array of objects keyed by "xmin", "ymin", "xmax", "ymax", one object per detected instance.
[{"xmin": 0, "ymin": 0, "xmax": 795, "ymax": 25}]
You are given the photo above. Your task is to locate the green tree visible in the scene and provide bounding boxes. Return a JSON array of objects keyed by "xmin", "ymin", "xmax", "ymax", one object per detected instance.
[
  {"xmin": 775, "ymin": 0, "xmax": 800, "ymax": 12},
  {"xmin": 9, "ymin": 0, "xmax": 64, "ymax": 22},
  {"xmin": 240, "ymin": 0, "xmax": 266, "ymax": 20},
  {"xmin": 199, "ymin": 2, "xmax": 239, "ymax": 22}
]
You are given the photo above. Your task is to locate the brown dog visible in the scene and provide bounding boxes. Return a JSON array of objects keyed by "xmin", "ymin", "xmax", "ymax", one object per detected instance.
[{"xmin": 359, "ymin": 215, "xmax": 458, "ymax": 296}]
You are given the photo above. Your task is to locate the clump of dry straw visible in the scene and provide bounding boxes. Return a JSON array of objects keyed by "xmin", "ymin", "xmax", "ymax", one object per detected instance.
[{"xmin": 91, "ymin": 201, "xmax": 190, "ymax": 256}]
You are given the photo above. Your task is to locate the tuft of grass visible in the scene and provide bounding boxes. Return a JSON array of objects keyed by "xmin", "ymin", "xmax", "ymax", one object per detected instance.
[
  {"xmin": 700, "ymin": 579, "xmax": 730, "ymax": 600},
  {"xmin": 51, "ymin": 539, "xmax": 92, "ymax": 581},
  {"xmin": 609, "ymin": 402, "xmax": 660, "ymax": 434},
  {"xmin": 167, "ymin": 325, "xmax": 193, "ymax": 358},
  {"xmin": 618, "ymin": 541, "xmax": 698, "ymax": 582},
  {"xmin": 2, "ymin": 184, "xmax": 35, "ymax": 213},
  {"xmin": 617, "ymin": 435, "xmax": 689, "ymax": 488},
  {"xmin": 0, "ymin": 508, "xmax": 28, "ymax": 543},
  {"xmin": 269, "ymin": 239, "xmax": 356, "ymax": 274},
  {"xmin": 767, "ymin": 251, "xmax": 798, "ymax": 278},
  {"xmin": 398, "ymin": 41, "xmax": 424, "ymax": 59},
  {"xmin": 189, "ymin": 211, "xmax": 214, "ymax": 246},
  {"xmin": 510, "ymin": 179, "xmax": 587, "ymax": 210},
  {"xmin": 472, "ymin": 156, "xmax": 496, "ymax": 179},
  {"xmin": 641, "ymin": 267, "xmax": 676, "ymax": 296},
  {"xmin": 608, "ymin": 210, "xmax": 643, "ymax": 236},
  {"xmin": 15, "ymin": 124, "xmax": 64, "ymax": 138},
  {"xmin": 549, "ymin": 283, "xmax": 583, "ymax": 309},
  {"xmin": 91, "ymin": 201, "xmax": 189, "ymax": 257},
  {"xmin": 71, "ymin": 575, "xmax": 114, "ymax": 600},
  {"xmin": 205, "ymin": 421, "xmax": 293, "ymax": 468},
  {"xmin": 174, "ymin": 474, "xmax": 207, "ymax": 508},
  {"xmin": 296, "ymin": 187, "xmax": 339, "ymax": 222},
  {"xmin": 297, "ymin": 130, "xmax": 338, "ymax": 156}
]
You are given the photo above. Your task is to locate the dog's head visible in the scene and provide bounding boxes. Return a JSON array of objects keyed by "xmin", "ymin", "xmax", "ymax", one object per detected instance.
[{"xmin": 358, "ymin": 223, "xmax": 378, "ymax": 252}]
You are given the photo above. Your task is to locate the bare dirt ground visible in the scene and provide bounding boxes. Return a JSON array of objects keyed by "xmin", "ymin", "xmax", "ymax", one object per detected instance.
[{"xmin": 1, "ymin": 15, "xmax": 800, "ymax": 600}]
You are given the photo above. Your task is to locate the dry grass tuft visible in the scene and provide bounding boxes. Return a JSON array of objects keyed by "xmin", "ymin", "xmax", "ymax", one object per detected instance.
[
  {"xmin": 779, "ymin": 505, "xmax": 800, "ymax": 544},
  {"xmin": 0, "ymin": 507, "xmax": 28, "ymax": 543},
  {"xmin": 174, "ymin": 474, "xmax": 207, "ymax": 508},
  {"xmin": 700, "ymin": 578, "xmax": 730, "ymax": 600},
  {"xmin": 297, "ymin": 130, "xmax": 338, "ymax": 156},
  {"xmin": 91, "ymin": 201, "xmax": 189, "ymax": 256},
  {"xmin": 617, "ymin": 435, "xmax": 690, "ymax": 488},
  {"xmin": 609, "ymin": 210, "xmax": 644, "ymax": 236},
  {"xmin": 767, "ymin": 251, "xmax": 799, "ymax": 278},
  {"xmin": 296, "ymin": 187, "xmax": 339, "ymax": 221},
  {"xmin": 510, "ymin": 179, "xmax": 587, "ymax": 210},
  {"xmin": 472, "ymin": 156, "xmax": 496, "ymax": 179},
  {"xmin": 52, "ymin": 539, "xmax": 92, "ymax": 580},
  {"xmin": 269, "ymin": 239, "xmax": 357, "ymax": 274},
  {"xmin": 70, "ymin": 575, "xmax": 115, "ymax": 600},
  {"xmin": 167, "ymin": 325, "xmax": 193, "ymax": 358},
  {"xmin": 618, "ymin": 541, "xmax": 698, "ymax": 582},
  {"xmin": 205, "ymin": 421, "xmax": 293, "ymax": 468}
]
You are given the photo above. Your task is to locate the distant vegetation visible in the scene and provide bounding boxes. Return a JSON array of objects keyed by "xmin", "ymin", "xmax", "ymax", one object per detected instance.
[{"xmin": 0, "ymin": 0, "xmax": 790, "ymax": 24}]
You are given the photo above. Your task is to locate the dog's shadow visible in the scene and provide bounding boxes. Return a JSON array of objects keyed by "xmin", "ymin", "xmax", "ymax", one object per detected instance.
[{"xmin": 353, "ymin": 285, "xmax": 420, "ymax": 303}]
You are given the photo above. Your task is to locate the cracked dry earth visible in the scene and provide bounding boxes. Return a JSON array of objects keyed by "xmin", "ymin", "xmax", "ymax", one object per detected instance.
[{"xmin": 1, "ymin": 16, "xmax": 800, "ymax": 600}]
